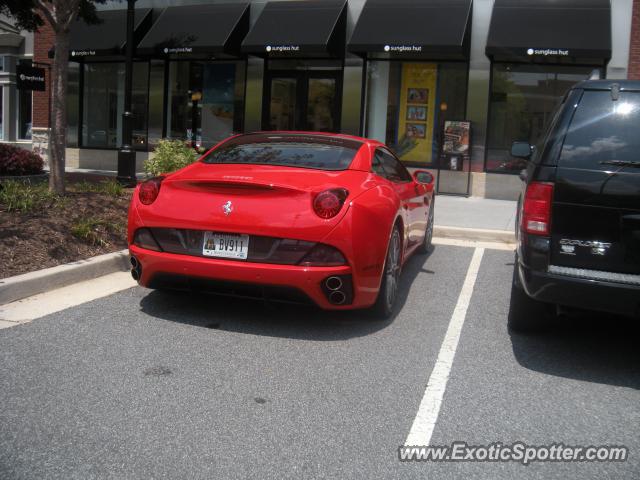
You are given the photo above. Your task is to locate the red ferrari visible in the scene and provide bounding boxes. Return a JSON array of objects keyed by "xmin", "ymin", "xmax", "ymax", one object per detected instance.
[{"xmin": 128, "ymin": 132, "xmax": 435, "ymax": 317}]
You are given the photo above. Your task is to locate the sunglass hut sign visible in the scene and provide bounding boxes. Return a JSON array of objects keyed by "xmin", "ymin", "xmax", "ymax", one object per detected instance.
[
  {"xmin": 384, "ymin": 45, "xmax": 423, "ymax": 53},
  {"xmin": 527, "ymin": 48, "xmax": 570, "ymax": 57}
]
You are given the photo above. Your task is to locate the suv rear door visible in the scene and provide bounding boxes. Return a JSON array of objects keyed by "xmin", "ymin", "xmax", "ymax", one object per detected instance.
[{"xmin": 551, "ymin": 88, "xmax": 640, "ymax": 275}]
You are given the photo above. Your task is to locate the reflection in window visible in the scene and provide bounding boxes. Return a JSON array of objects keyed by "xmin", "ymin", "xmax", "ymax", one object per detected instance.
[
  {"xmin": 559, "ymin": 91, "xmax": 640, "ymax": 170},
  {"xmin": 82, "ymin": 62, "xmax": 148, "ymax": 149},
  {"xmin": 486, "ymin": 64, "xmax": 595, "ymax": 173},
  {"xmin": 166, "ymin": 61, "xmax": 245, "ymax": 148}
]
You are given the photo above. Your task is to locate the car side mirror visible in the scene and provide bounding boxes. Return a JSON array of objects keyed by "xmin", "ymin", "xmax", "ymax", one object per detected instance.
[
  {"xmin": 414, "ymin": 170, "xmax": 434, "ymax": 185},
  {"xmin": 511, "ymin": 142, "xmax": 533, "ymax": 159}
]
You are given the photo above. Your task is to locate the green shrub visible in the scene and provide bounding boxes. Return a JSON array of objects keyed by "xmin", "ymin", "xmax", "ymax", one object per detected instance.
[
  {"xmin": 71, "ymin": 179, "xmax": 124, "ymax": 196},
  {"xmin": 144, "ymin": 139, "xmax": 199, "ymax": 176},
  {"xmin": 0, "ymin": 180, "xmax": 61, "ymax": 213},
  {"xmin": 71, "ymin": 218, "xmax": 120, "ymax": 246}
]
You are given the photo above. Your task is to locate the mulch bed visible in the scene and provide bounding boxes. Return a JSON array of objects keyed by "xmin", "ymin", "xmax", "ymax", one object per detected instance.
[{"xmin": 0, "ymin": 176, "xmax": 134, "ymax": 279}]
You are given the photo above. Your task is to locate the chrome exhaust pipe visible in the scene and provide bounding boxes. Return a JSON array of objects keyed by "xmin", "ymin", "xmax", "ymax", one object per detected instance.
[
  {"xmin": 130, "ymin": 256, "xmax": 138, "ymax": 269},
  {"xmin": 131, "ymin": 268, "xmax": 140, "ymax": 281},
  {"xmin": 325, "ymin": 276, "xmax": 343, "ymax": 291},
  {"xmin": 329, "ymin": 290, "xmax": 346, "ymax": 305}
]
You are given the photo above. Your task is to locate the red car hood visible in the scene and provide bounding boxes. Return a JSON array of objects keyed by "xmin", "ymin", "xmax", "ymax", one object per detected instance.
[{"xmin": 137, "ymin": 162, "xmax": 376, "ymax": 241}]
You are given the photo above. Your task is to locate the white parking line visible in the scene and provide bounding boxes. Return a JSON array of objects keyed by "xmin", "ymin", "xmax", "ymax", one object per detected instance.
[
  {"xmin": 0, "ymin": 271, "xmax": 137, "ymax": 326},
  {"xmin": 405, "ymin": 247, "xmax": 485, "ymax": 446},
  {"xmin": 433, "ymin": 237, "xmax": 515, "ymax": 251}
]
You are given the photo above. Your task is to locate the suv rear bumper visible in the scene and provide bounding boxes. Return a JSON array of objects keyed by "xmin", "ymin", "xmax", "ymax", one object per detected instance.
[{"xmin": 518, "ymin": 262, "xmax": 640, "ymax": 317}]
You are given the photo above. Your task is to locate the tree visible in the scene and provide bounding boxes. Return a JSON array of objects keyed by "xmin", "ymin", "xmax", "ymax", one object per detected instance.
[{"xmin": 0, "ymin": 0, "xmax": 105, "ymax": 194}]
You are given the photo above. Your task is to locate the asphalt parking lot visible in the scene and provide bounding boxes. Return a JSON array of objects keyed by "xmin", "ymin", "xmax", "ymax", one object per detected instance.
[{"xmin": 1, "ymin": 242, "xmax": 638, "ymax": 479}]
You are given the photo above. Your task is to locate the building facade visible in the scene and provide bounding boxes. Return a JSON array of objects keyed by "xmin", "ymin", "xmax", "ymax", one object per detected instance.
[
  {"xmin": 28, "ymin": 0, "xmax": 640, "ymax": 198},
  {"xmin": 0, "ymin": 16, "xmax": 34, "ymax": 147}
]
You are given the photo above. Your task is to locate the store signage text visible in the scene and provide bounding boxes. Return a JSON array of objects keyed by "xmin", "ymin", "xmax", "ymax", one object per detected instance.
[
  {"xmin": 163, "ymin": 47, "xmax": 193, "ymax": 54},
  {"xmin": 70, "ymin": 50, "xmax": 96, "ymax": 57},
  {"xmin": 384, "ymin": 45, "xmax": 423, "ymax": 53},
  {"xmin": 527, "ymin": 48, "xmax": 570, "ymax": 57},
  {"xmin": 16, "ymin": 65, "xmax": 46, "ymax": 91},
  {"xmin": 265, "ymin": 45, "xmax": 301, "ymax": 53}
]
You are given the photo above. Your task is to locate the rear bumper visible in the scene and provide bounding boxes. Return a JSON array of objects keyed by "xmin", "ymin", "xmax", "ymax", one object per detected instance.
[
  {"xmin": 129, "ymin": 244, "xmax": 373, "ymax": 310},
  {"xmin": 518, "ymin": 262, "xmax": 640, "ymax": 317}
]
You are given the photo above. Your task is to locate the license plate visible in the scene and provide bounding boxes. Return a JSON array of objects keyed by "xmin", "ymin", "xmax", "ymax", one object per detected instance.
[{"xmin": 202, "ymin": 232, "xmax": 250, "ymax": 260}]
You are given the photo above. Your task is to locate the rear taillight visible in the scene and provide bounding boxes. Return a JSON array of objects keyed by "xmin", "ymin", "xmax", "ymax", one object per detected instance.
[
  {"xmin": 313, "ymin": 188, "xmax": 348, "ymax": 219},
  {"xmin": 133, "ymin": 228, "xmax": 162, "ymax": 251},
  {"xmin": 138, "ymin": 177, "xmax": 164, "ymax": 205},
  {"xmin": 522, "ymin": 182, "xmax": 554, "ymax": 236},
  {"xmin": 298, "ymin": 244, "xmax": 346, "ymax": 266}
]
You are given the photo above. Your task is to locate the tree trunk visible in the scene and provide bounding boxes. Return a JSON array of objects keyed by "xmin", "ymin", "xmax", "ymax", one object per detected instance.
[{"xmin": 49, "ymin": 28, "xmax": 70, "ymax": 195}]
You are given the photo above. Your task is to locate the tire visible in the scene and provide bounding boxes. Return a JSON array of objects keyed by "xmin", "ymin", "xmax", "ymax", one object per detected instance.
[
  {"xmin": 371, "ymin": 226, "xmax": 402, "ymax": 319},
  {"xmin": 418, "ymin": 200, "xmax": 434, "ymax": 254},
  {"xmin": 508, "ymin": 260, "xmax": 553, "ymax": 333}
]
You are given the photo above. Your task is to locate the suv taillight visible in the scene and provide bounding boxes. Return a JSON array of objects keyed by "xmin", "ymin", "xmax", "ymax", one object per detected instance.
[{"xmin": 522, "ymin": 182, "xmax": 554, "ymax": 236}]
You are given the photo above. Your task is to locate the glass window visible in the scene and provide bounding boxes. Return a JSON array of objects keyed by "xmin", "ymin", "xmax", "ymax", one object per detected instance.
[
  {"xmin": 375, "ymin": 148, "xmax": 413, "ymax": 182},
  {"xmin": 486, "ymin": 63, "xmax": 595, "ymax": 173},
  {"xmin": 559, "ymin": 91, "xmax": 640, "ymax": 170},
  {"xmin": 17, "ymin": 59, "xmax": 33, "ymax": 140},
  {"xmin": 203, "ymin": 133, "xmax": 361, "ymax": 171},
  {"xmin": 166, "ymin": 61, "xmax": 246, "ymax": 149},
  {"xmin": 365, "ymin": 61, "xmax": 468, "ymax": 167},
  {"xmin": 18, "ymin": 89, "xmax": 32, "ymax": 140},
  {"xmin": 0, "ymin": 87, "xmax": 3, "ymax": 140},
  {"xmin": 67, "ymin": 62, "xmax": 80, "ymax": 147},
  {"xmin": 147, "ymin": 60, "xmax": 165, "ymax": 148},
  {"xmin": 82, "ymin": 62, "xmax": 148, "ymax": 149}
]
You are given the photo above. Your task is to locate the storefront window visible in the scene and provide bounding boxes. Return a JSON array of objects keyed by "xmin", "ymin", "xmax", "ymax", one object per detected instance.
[
  {"xmin": 166, "ymin": 61, "xmax": 246, "ymax": 148},
  {"xmin": 67, "ymin": 63, "xmax": 79, "ymax": 147},
  {"xmin": 81, "ymin": 62, "xmax": 149, "ymax": 149},
  {"xmin": 18, "ymin": 89, "xmax": 32, "ymax": 140},
  {"xmin": 147, "ymin": 60, "xmax": 165, "ymax": 148},
  {"xmin": 0, "ymin": 87, "xmax": 3, "ymax": 140},
  {"xmin": 365, "ymin": 61, "xmax": 467, "ymax": 167},
  {"xmin": 486, "ymin": 64, "xmax": 596, "ymax": 173}
]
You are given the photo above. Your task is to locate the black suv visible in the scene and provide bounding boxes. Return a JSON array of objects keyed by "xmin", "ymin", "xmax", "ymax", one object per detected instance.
[{"xmin": 509, "ymin": 80, "xmax": 640, "ymax": 332}]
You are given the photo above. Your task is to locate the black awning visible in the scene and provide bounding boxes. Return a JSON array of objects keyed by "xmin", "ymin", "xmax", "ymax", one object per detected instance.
[
  {"xmin": 348, "ymin": 0, "xmax": 472, "ymax": 61},
  {"xmin": 486, "ymin": 0, "xmax": 611, "ymax": 64},
  {"xmin": 137, "ymin": 3, "xmax": 250, "ymax": 58},
  {"xmin": 69, "ymin": 8, "xmax": 152, "ymax": 59},
  {"xmin": 242, "ymin": 0, "xmax": 347, "ymax": 58}
]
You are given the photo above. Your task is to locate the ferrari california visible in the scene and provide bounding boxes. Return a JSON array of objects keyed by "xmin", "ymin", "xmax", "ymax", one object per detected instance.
[{"xmin": 128, "ymin": 132, "xmax": 435, "ymax": 317}]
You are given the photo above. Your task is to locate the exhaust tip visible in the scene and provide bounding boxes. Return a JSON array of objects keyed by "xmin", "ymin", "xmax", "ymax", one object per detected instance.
[
  {"xmin": 131, "ymin": 268, "xmax": 140, "ymax": 281},
  {"xmin": 325, "ymin": 276, "xmax": 343, "ymax": 291},
  {"xmin": 329, "ymin": 290, "xmax": 346, "ymax": 305},
  {"xmin": 130, "ymin": 256, "xmax": 138, "ymax": 268}
]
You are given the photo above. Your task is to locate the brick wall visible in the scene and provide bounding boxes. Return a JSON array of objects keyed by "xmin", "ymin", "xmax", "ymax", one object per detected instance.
[
  {"xmin": 630, "ymin": 0, "xmax": 640, "ymax": 80},
  {"xmin": 33, "ymin": 19, "xmax": 54, "ymax": 128}
]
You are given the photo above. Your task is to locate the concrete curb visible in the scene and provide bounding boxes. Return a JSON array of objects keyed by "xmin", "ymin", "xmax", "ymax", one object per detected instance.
[
  {"xmin": 434, "ymin": 225, "xmax": 515, "ymax": 244},
  {"xmin": 0, "ymin": 250, "xmax": 130, "ymax": 305}
]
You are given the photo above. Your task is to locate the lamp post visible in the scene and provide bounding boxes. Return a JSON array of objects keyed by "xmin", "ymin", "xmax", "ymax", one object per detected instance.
[{"xmin": 117, "ymin": 0, "xmax": 137, "ymax": 186}]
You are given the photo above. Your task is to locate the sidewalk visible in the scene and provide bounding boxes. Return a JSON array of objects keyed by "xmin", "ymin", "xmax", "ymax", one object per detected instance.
[{"xmin": 434, "ymin": 195, "xmax": 517, "ymax": 232}]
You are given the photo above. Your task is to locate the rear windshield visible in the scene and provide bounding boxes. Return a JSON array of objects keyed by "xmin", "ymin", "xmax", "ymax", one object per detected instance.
[
  {"xmin": 559, "ymin": 91, "xmax": 640, "ymax": 170},
  {"xmin": 202, "ymin": 134, "xmax": 362, "ymax": 171}
]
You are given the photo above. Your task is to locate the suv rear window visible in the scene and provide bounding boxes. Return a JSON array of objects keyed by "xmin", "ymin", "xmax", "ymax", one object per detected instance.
[
  {"xmin": 559, "ymin": 91, "xmax": 640, "ymax": 170},
  {"xmin": 202, "ymin": 134, "xmax": 362, "ymax": 171}
]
